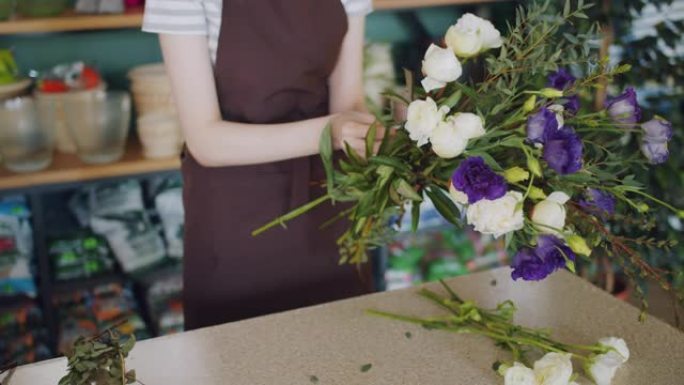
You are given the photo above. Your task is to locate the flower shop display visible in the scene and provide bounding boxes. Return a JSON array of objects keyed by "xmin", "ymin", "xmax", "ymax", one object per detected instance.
[
  {"xmin": 254, "ymin": 1, "xmax": 682, "ymax": 313},
  {"xmin": 252, "ymin": 2, "xmax": 682, "ymax": 383}
]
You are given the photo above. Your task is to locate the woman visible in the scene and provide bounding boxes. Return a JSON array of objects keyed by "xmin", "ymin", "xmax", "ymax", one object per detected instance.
[{"xmin": 143, "ymin": 0, "xmax": 379, "ymax": 330}]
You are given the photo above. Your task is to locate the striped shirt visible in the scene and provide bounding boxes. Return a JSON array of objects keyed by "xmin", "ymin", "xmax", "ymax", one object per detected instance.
[{"xmin": 143, "ymin": 0, "xmax": 373, "ymax": 63}]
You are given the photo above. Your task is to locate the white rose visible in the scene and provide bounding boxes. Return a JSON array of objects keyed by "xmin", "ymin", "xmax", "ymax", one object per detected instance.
[
  {"xmin": 450, "ymin": 112, "xmax": 486, "ymax": 140},
  {"xmin": 430, "ymin": 120, "xmax": 469, "ymax": 159},
  {"xmin": 588, "ymin": 337, "xmax": 630, "ymax": 385},
  {"xmin": 449, "ymin": 184, "xmax": 468, "ymax": 205},
  {"xmin": 467, "ymin": 191, "xmax": 525, "ymax": 238},
  {"xmin": 533, "ymin": 353, "xmax": 573, "ymax": 385},
  {"xmin": 505, "ymin": 363, "xmax": 539, "ymax": 385},
  {"xmin": 478, "ymin": 16, "xmax": 504, "ymax": 49},
  {"xmin": 405, "ymin": 98, "xmax": 449, "ymax": 146},
  {"xmin": 421, "ymin": 44, "xmax": 462, "ymax": 92},
  {"xmin": 445, "ymin": 13, "xmax": 502, "ymax": 58},
  {"xmin": 532, "ymin": 191, "xmax": 570, "ymax": 235},
  {"xmin": 547, "ymin": 104, "xmax": 565, "ymax": 128}
]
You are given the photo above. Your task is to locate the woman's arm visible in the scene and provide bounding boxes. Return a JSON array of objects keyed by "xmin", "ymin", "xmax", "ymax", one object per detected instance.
[
  {"xmin": 329, "ymin": 15, "xmax": 367, "ymax": 114},
  {"xmin": 159, "ymin": 16, "xmax": 377, "ymax": 168}
]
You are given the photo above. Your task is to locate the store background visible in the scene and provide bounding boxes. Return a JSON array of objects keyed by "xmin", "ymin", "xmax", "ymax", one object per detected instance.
[{"xmin": 0, "ymin": 0, "xmax": 682, "ymax": 366}]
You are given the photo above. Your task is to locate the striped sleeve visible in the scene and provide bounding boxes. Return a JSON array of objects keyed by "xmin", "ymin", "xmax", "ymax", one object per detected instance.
[
  {"xmin": 341, "ymin": 0, "xmax": 373, "ymax": 16},
  {"xmin": 142, "ymin": 0, "xmax": 208, "ymax": 35}
]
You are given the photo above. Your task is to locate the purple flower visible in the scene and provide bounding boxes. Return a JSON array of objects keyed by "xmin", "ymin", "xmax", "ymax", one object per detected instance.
[
  {"xmin": 639, "ymin": 117, "xmax": 673, "ymax": 165},
  {"xmin": 543, "ymin": 127, "xmax": 583, "ymax": 174},
  {"xmin": 511, "ymin": 247, "xmax": 549, "ymax": 281},
  {"xmin": 548, "ymin": 69, "xmax": 576, "ymax": 90},
  {"xmin": 642, "ymin": 117, "xmax": 673, "ymax": 143},
  {"xmin": 527, "ymin": 107, "xmax": 558, "ymax": 143},
  {"xmin": 641, "ymin": 141, "xmax": 670, "ymax": 165},
  {"xmin": 605, "ymin": 87, "xmax": 641, "ymax": 127},
  {"xmin": 562, "ymin": 95, "xmax": 580, "ymax": 115},
  {"xmin": 579, "ymin": 188, "xmax": 616, "ymax": 217},
  {"xmin": 536, "ymin": 235, "xmax": 576, "ymax": 271},
  {"xmin": 451, "ymin": 157, "xmax": 507, "ymax": 204},
  {"xmin": 511, "ymin": 235, "xmax": 576, "ymax": 281}
]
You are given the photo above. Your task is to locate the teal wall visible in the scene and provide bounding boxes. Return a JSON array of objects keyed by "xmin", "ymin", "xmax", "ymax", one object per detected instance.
[{"xmin": 0, "ymin": 4, "xmax": 514, "ymax": 90}]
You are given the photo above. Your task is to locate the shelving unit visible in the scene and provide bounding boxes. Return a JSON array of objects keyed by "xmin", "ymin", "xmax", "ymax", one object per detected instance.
[
  {"xmin": 0, "ymin": 7, "xmax": 144, "ymax": 35},
  {"xmin": 0, "ymin": 0, "xmax": 507, "ymax": 364},
  {"xmin": 0, "ymin": 141, "xmax": 179, "ymax": 193},
  {"xmin": 0, "ymin": 1, "xmax": 502, "ymax": 35}
]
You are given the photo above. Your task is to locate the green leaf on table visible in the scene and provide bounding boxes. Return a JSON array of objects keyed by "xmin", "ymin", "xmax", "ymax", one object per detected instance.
[
  {"xmin": 310, "ymin": 375, "xmax": 320, "ymax": 384},
  {"xmin": 425, "ymin": 186, "xmax": 461, "ymax": 226},
  {"xmin": 320, "ymin": 124, "xmax": 335, "ymax": 195},
  {"xmin": 121, "ymin": 335, "xmax": 136, "ymax": 356},
  {"xmin": 360, "ymin": 363, "xmax": 373, "ymax": 373},
  {"xmin": 405, "ymin": 331, "xmax": 412, "ymax": 339}
]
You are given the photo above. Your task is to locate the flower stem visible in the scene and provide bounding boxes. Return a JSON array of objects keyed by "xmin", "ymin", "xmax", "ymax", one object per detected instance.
[{"xmin": 252, "ymin": 194, "xmax": 332, "ymax": 236}]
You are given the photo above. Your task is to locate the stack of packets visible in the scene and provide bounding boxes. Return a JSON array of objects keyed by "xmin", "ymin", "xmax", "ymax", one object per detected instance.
[
  {"xmin": 49, "ymin": 234, "xmax": 116, "ymax": 282},
  {"xmin": 144, "ymin": 272, "xmax": 183, "ymax": 335},
  {"xmin": 149, "ymin": 177, "xmax": 184, "ymax": 260},
  {"xmin": 54, "ymin": 283, "xmax": 150, "ymax": 354},
  {"xmin": 0, "ymin": 299, "xmax": 51, "ymax": 364},
  {"xmin": 70, "ymin": 181, "xmax": 167, "ymax": 273},
  {"xmin": 0, "ymin": 197, "xmax": 36, "ymax": 298}
]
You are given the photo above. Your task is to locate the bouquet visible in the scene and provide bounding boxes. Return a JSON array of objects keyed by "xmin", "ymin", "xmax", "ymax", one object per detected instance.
[{"xmin": 254, "ymin": 0, "xmax": 682, "ymax": 308}]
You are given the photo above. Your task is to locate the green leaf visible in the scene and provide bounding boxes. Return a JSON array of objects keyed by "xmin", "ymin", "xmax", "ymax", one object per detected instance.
[
  {"xmin": 344, "ymin": 141, "xmax": 365, "ymax": 166},
  {"xmin": 369, "ymin": 156, "xmax": 411, "ymax": 173},
  {"xmin": 320, "ymin": 124, "xmax": 335, "ymax": 195},
  {"xmin": 310, "ymin": 375, "xmax": 320, "ymax": 384},
  {"xmin": 441, "ymin": 90, "xmax": 463, "ymax": 109},
  {"xmin": 411, "ymin": 202, "xmax": 420, "ymax": 232},
  {"xmin": 394, "ymin": 179, "xmax": 422, "ymax": 202},
  {"xmin": 453, "ymin": 82, "xmax": 479, "ymax": 101},
  {"xmin": 425, "ymin": 186, "xmax": 461, "ymax": 226},
  {"xmin": 121, "ymin": 335, "xmax": 136, "ymax": 356},
  {"xmin": 360, "ymin": 363, "xmax": 373, "ymax": 373},
  {"xmin": 365, "ymin": 122, "xmax": 377, "ymax": 159}
]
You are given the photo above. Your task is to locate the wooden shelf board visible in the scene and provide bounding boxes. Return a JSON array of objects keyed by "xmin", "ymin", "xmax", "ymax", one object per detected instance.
[
  {"xmin": 0, "ymin": 7, "xmax": 143, "ymax": 35},
  {"xmin": 374, "ymin": 0, "xmax": 503, "ymax": 10},
  {"xmin": 0, "ymin": 141, "xmax": 180, "ymax": 192},
  {"xmin": 0, "ymin": 1, "xmax": 503, "ymax": 34}
]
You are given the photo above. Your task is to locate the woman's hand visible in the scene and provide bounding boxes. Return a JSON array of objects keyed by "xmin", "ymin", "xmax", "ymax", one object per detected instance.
[{"xmin": 331, "ymin": 111, "xmax": 384, "ymax": 158}]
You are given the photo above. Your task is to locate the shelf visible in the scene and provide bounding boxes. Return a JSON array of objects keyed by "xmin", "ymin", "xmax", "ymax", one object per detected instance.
[
  {"xmin": 52, "ymin": 274, "xmax": 125, "ymax": 296},
  {"xmin": 374, "ymin": 0, "xmax": 502, "ymax": 9},
  {"xmin": 0, "ymin": 7, "xmax": 143, "ymax": 35},
  {"xmin": 0, "ymin": 1, "xmax": 502, "ymax": 35},
  {"xmin": 0, "ymin": 141, "xmax": 180, "ymax": 192}
]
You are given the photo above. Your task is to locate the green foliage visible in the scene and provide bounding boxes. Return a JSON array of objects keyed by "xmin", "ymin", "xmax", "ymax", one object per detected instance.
[
  {"xmin": 58, "ymin": 327, "xmax": 138, "ymax": 385},
  {"xmin": 254, "ymin": 0, "xmax": 682, "ymax": 309}
]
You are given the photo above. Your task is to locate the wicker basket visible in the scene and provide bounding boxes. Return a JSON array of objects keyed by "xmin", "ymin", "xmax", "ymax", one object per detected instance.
[
  {"xmin": 128, "ymin": 63, "xmax": 176, "ymax": 116},
  {"xmin": 137, "ymin": 111, "xmax": 183, "ymax": 159}
]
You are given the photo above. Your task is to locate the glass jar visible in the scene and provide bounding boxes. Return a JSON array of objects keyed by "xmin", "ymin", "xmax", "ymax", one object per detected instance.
[
  {"xmin": 0, "ymin": 97, "xmax": 54, "ymax": 173},
  {"xmin": 64, "ymin": 90, "xmax": 131, "ymax": 165}
]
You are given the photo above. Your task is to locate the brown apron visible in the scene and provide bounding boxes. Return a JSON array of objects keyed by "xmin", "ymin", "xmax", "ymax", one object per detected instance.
[{"xmin": 181, "ymin": 0, "xmax": 371, "ymax": 330}]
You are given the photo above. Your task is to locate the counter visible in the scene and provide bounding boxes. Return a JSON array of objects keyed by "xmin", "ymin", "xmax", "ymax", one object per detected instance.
[{"xmin": 12, "ymin": 267, "xmax": 684, "ymax": 384}]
